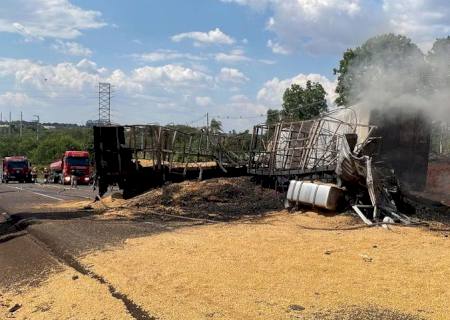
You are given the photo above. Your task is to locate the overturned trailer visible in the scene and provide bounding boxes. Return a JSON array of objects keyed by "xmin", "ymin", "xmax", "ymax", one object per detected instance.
[
  {"xmin": 93, "ymin": 125, "xmax": 249, "ymax": 198},
  {"xmin": 249, "ymin": 106, "xmax": 431, "ymax": 224}
]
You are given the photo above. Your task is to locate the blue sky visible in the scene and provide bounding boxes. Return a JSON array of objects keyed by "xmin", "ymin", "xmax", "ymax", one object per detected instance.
[{"xmin": 0, "ymin": 0, "xmax": 449, "ymax": 130}]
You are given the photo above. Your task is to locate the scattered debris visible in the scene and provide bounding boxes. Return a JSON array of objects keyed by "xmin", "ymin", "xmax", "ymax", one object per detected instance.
[
  {"xmin": 289, "ymin": 304, "xmax": 305, "ymax": 312},
  {"xmin": 382, "ymin": 216, "xmax": 395, "ymax": 229},
  {"xmin": 8, "ymin": 304, "xmax": 21, "ymax": 313},
  {"xmin": 360, "ymin": 254, "xmax": 373, "ymax": 263},
  {"xmin": 309, "ymin": 306, "xmax": 424, "ymax": 320}
]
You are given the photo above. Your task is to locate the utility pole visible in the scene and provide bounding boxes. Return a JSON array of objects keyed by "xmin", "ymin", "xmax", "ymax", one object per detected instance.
[
  {"xmin": 20, "ymin": 111, "xmax": 23, "ymax": 137},
  {"xmin": 206, "ymin": 112, "xmax": 209, "ymax": 150},
  {"xmin": 98, "ymin": 82, "xmax": 111, "ymax": 125},
  {"xmin": 8, "ymin": 111, "xmax": 11, "ymax": 135},
  {"xmin": 33, "ymin": 115, "xmax": 39, "ymax": 141}
]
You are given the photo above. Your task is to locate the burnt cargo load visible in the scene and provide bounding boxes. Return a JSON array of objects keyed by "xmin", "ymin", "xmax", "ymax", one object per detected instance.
[
  {"xmin": 2, "ymin": 156, "xmax": 33, "ymax": 183},
  {"xmin": 93, "ymin": 125, "xmax": 248, "ymax": 198}
]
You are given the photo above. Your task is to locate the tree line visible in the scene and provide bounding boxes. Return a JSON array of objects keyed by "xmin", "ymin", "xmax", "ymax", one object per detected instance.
[{"xmin": 0, "ymin": 125, "xmax": 92, "ymax": 167}]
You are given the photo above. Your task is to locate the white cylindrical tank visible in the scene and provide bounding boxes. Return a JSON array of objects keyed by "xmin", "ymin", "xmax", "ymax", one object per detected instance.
[{"xmin": 286, "ymin": 180, "xmax": 343, "ymax": 211}]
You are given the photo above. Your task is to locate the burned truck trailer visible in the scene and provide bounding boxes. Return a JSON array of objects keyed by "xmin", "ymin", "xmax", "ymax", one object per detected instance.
[
  {"xmin": 248, "ymin": 107, "xmax": 431, "ymax": 192},
  {"xmin": 93, "ymin": 125, "xmax": 249, "ymax": 198}
]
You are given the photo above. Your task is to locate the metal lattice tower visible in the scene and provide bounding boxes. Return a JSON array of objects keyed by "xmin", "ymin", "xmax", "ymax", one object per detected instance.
[{"xmin": 98, "ymin": 82, "xmax": 111, "ymax": 125}]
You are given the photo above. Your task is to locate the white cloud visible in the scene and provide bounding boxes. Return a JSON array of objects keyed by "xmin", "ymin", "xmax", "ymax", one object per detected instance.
[
  {"xmin": 257, "ymin": 73, "xmax": 337, "ymax": 108},
  {"xmin": 0, "ymin": 58, "xmax": 212, "ymax": 99},
  {"xmin": 221, "ymin": 0, "xmax": 270, "ymax": 11},
  {"xmin": 0, "ymin": 57, "xmax": 220, "ymax": 126},
  {"xmin": 171, "ymin": 28, "xmax": 235, "ymax": 46},
  {"xmin": 0, "ymin": 58, "xmax": 100, "ymax": 92},
  {"xmin": 229, "ymin": 94, "xmax": 248, "ymax": 102},
  {"xmin": 223, "ymin": 0, "xmax": 450, "ymax": 53},
  {"xmin": 0, "ymin": 0, "xmax": 106, "ymax": 39},
  {"xmin": 12, "ymin": 22, "xmax": 44, "ymax": 42},
  {"xmin": 267, "ymin": 39, "xmax": 290, "ymax": 55},
  {"xmin": 258, "ymin": 59, "xmax": 276, "ymax": 65},
  {"xmin": 132, "ymin": 50, "xmax": 203, "ymax": 62},
  {"xmin": 217, "ymin": 67, "xmax": 249, "ymax": 83},
  {"xmin": 216, "ymin": 94, "xmax": 268, "ymax": 130},
  {"xmin": 215, "ymin": 49, "xmax": 250, "ymax": 63},
  {"xmin": 383, "ymin": 0, "xmax": 450, "ymax": 50},
  {"xmin": 0, "ymin": 92, "xmax": 32, "ymax": 107},
  {"xmin": 195, "ymin": 96, "xmax": 213, "ymax": 107},
  {"xmin": 52, "ymin": 40, "xmax": 92, "ymax": 56},
  {"xmin": 76, "ymin": 59, "xmax": 103, "ymax": 73},
  {"xmin": 132, "ymin": 65, "xmax": 211, "ymax": 85}
]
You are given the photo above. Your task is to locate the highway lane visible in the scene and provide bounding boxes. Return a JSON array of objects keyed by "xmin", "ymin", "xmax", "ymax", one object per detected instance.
[
  {"xmin": 0, "ymin": 182, "xmax": 97, "ymax": 289},
  {"xmin": 0, "ymin": 181, "xmax": 192, "ymax": 319},
  {"xmin": 1, "ymin": 182, "xmax": 95, "ymax": 205}
]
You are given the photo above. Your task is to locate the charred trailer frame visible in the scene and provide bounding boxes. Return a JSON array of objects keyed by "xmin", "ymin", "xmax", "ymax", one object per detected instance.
[
  {"xmin": 248, "ymin": 108, "xmax": 431, "ymax": 192},
  {"xmin": 247, "ymin": 115, "xmax": 373, "ymax": 187},
  {"xmin": 93, "ymin": 126, "xmax": 160, "ymax": 198},
  {"xmin": 93, "ymin": 125, "xmax": 249, "ymax": 198}
]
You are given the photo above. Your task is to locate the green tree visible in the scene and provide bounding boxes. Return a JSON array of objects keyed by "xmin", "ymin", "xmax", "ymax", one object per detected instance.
[
  {"xmin": 0, "ymin": 125, "xmax": 92, "ymax": 166},
  {"xmin": 428, "ymin": 37, "xmax": 450, "ymax": 88},
  {"xmin": 30, "ymin": 134, "xmax": 83, "ymax": 164},
  {"xmin": 334, "ymin": 33, "xmax": 425, "ymax": 106},
  {"xmin": 428, "ymin": 36, "xmax": 450, "ymax": 62},
  {"xmin": 281, "ymin": 80, "xmax": 328, "ymax": 121},
  {"xmin": 266, "ymin": 109, "xmax": 281, "ymax": 126},
  {"xmin": 209, "ymin": 118, "xmax": 222, "ymax": 133}
]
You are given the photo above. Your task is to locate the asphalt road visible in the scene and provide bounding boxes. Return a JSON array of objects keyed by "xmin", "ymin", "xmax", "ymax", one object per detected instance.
[{"xmin": 0, "ymin": 182, "xmax": 187, "ymax": 319}]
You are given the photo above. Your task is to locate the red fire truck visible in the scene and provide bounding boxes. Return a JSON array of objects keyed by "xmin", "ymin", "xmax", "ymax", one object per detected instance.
[
  {"xmin": 49, "ymin": 151, "xmax": 91, "ymax": 185},
  {"xmin": 2, "ymin": 156, "xmax": 33, "ymax": 183}
]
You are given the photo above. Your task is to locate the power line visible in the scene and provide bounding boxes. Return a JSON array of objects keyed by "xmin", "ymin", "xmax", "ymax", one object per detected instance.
[
  {"xmin": 185, "ymin": 114, "xmax": 207, "ymax": 126},
  {"xmin": 212, "ymin": 114, "xmax": 266, "ymax": 120}
]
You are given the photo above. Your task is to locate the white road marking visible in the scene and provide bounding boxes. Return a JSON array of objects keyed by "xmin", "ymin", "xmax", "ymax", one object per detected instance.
[{"xmin": 4, "ymin": 185, "xmax": 64, "ymax": 201}]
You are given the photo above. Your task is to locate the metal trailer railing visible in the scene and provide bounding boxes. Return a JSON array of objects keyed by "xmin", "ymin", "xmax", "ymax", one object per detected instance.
[
  {"xmin": 248, "ymin": 116, "xmax": 373, "ymax": 179},
  {"xmin": 94, "ymin": 124, "xmax": 251, "ymax": 197},
  {"xmin": 122, "ymin": 125, "xmax": 250, "ymax": 173}
]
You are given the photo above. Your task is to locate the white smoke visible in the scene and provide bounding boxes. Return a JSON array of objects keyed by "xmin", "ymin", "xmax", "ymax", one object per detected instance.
[{"xmin": 347, "ymin": 36, "xmax": 450, "ymax": 122}]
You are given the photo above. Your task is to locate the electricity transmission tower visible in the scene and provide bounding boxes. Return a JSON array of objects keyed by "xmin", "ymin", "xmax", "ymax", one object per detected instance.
[{"xmin": 98, "ymin": 82, "xmax": 111, "ymax": 125}]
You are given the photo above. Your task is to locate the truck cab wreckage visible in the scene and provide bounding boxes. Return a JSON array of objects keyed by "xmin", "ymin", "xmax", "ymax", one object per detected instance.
[{"xmin": 93, "ymin": 106, "xmax": 436, "ymax": 225}]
